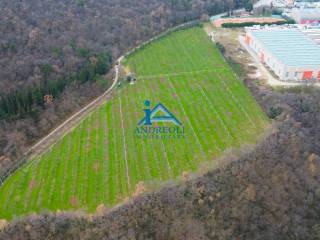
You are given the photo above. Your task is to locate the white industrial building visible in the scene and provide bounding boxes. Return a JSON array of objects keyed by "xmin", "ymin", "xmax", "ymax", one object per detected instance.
[
  {"xmin": 245, "ymin": 27, "xmax": 320, "ymax": 81},
  {"xmin": 291, "ymin": 8, "xmax": 320, "ymax": 24}
]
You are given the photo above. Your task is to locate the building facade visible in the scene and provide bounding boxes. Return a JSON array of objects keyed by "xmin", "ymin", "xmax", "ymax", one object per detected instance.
[
  {"xmin": 245, "ymin": 27, "xmax": 320, "ymax": 81},
  {"xmin": 291, "ymin": 8, "xmax": 320, "ymax": 25}
]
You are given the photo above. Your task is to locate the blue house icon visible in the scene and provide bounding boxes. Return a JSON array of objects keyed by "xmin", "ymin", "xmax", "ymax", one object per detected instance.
[{"xmin": 138, "ymin": 100, "xmax": 182, "ymax": 126}]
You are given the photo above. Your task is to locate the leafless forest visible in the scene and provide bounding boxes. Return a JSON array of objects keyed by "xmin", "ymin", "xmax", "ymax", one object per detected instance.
[{"xmin": 1, "ymin": 0, "xmax": 320, "ymax": 239}]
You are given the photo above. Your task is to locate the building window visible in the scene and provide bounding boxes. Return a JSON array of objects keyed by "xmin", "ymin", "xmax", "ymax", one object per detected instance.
[
  {"xmin": 286, "ymin": 72, "xmax": 289, "ymax": 78},
  {"xmin": 295, "ymin": 72, "xmax": 298, "ymax": 77}
]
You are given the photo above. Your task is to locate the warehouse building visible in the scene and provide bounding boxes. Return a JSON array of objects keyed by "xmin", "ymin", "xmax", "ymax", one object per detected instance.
[
  {"xmin": 245, "ymin": 27, "xmax": 320, "ymax": 81},
  {"xmin": 291, "ymin": 8, "xmax": 320, "ymax": 25},
  {"xmin": 301, "ymin": 27, "xmax": 320, "ymax": 44}
]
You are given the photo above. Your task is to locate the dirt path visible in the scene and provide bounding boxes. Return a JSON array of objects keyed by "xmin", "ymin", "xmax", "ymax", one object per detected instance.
[{"xmin": 26, "ymin": 56, "xmax": 123, "ymax": 159}]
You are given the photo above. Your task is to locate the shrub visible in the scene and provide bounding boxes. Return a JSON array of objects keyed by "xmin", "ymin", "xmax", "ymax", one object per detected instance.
[
  {"xmin": 221, "ymin": 19, "xmax": 295, "ymax": 28},
  {"xmin": 269, "ymin": 106, "xmax": 283, "ymax": 119}
]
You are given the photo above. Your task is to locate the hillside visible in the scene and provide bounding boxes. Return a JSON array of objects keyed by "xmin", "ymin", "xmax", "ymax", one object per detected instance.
[
  {"xmin": 1, "ymin": 25, "xmax": 320, "ymax": 238},
  {"xmin": 1, "ymin": 89, "xmax": 320, "ymax": 239},
  {"xmin": 0, "ymin": 27, "xmax": 268, "ymax": 219},
  {"xmin": 0, "ymin": 0, "xmax": 246, "ymax": 177},
  {"xmin": 1, "ymin": 1, "xmax": 320, "ymax": 239}
]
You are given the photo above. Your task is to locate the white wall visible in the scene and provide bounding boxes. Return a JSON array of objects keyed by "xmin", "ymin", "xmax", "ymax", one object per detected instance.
[
  {"xmin": 246, "ymin": 30, "xmax": 320, "ymax": 81},
  {"xmin": 246, "ymin": 31, "xmax": 286, "ymax": 80}
]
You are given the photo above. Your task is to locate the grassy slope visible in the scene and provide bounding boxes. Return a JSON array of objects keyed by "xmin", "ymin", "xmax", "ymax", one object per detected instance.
[{"xmin": 0, "ymin": 27, "xmax": 268, "ymax": 219}]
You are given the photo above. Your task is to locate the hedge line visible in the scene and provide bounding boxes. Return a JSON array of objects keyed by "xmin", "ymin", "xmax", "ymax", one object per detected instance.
[{"xmin": 221, "ymin": 19, "xmax": 295, "ymax": 28}]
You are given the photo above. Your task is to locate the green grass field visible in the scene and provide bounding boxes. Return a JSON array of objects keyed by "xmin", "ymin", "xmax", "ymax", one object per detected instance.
[{"xmin": 0, "ymin": 27, "xmax": 268, "ymax": 219}]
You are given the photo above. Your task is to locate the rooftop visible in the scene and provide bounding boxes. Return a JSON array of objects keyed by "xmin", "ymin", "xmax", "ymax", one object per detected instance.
[
  {"xmin": 292, "ymin": 8, "xmax": 320, "ymax": 19},
  {"xmin": 250, "ymin": 28, "xmax": 320, "ymax": 67}
]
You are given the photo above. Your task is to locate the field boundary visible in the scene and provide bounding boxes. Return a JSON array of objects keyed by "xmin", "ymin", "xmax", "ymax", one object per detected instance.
[{"xmin": 0, "ymin": 20, "xmax": 201, "ymax": 187}]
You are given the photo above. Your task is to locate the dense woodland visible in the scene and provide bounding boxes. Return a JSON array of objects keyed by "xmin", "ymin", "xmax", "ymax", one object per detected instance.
[{"xmin": 0, "ymin": 0, "xmax": 245, "ymax": 176}]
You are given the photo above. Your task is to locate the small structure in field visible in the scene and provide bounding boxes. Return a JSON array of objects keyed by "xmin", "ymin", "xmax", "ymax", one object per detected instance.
[{"xmin": 127, "ymin": 73, "xmax": 137, "ymax": 85}]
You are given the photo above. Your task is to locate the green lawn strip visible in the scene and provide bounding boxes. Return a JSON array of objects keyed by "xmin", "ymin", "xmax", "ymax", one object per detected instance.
[
  {"xmin": 157, "ymin": 93, "xmax": 196, "ymax": 174},
  {"xmin": 214, "ymin": 69, "xmax": 262, "ymax": 134},
  {"xmin": 26, "ymin": 144, "xmax": 54, "ymax": 213},
  {"xmin": 107, "ymin": 100, "xmax": 117, "ymax": 204},
  {"xmin": 191, "ymin": 73, "xmax": 239, "ymax": 146},
  {"xmin": 62, "ymin": 127, "xmax": 81, "ymax": 210},
  {"xmin": 0, "ymin": 171, "xmax": 23, "ymax": 218},
  {"xmin": 156, "ymin": 76, "xmax": 200, "ymax": 173},
  {"xmin": 101, "ymin": 102, "xmax": 111, "ymax": 205},
  {"xmin": 35, "ymin": 145, "xmax": 62, "ymax": 212},
  {"xmin": 129, "ymin": 82, "xmax": 152, "ymax": 181},
  {"xmin": 212, "ymin": 70, "xmax": 266, "ymax": 140},
  {"xmin": 166, "ymin": 76, "xmax": 207, "ymax": 158},
  {"xmin": 141, "ymin": 48, "xmax": 206, "ymax": 170},
  {"xmin": 125, "ymin": 84, "xmax": 150, "ymax": 184},
  {"xmin": 112, "ymin": 94, "xmax": 128, "ymax": 202},
  {"xmin": 202, "ymin": 70, "xmax": 253, "ymax": 137},
  {"xmin": 189, "ymin": 28, "xmax": 226, "ymax": 67},
  {"xmin": 53, "ymin": 134, "xmax": 72, "ymax": 210},
  {"xmin": 139, "ymin": 78, "xmax": 170, "ymax": 181},
  {"xmin": 79, "ymin": 115, "xmax": 94, "ymax": 210},
  {"xmin": 69, "ymin": 124, "xmax": 85, "ymax": 209},
  {"xmin": 222, "ymin": 69, "xmax": 269, "ymax": 127},
  {"xmin": 155, "ymin": 34, "xmax": 181, "ymax": 73},
  {"xmin": 170, "ymin": 75, "xmax": 222, "ymax": 155},
  {"xmin": 155, "ymin": 36, "xmax": 185, "ymax": 74},
  {"xmin": 134, "ymin": 53, "xmax": 172, "ymax": 179},
  {"xmin": 92, "ymin": 108, "xmax": 104, "ymax": 209},
  {"xmin": 8, "ymin": 160, "xmax": 37, "ymax": 216},
  {"xmin": 163, "ymin": 37, "xmax": 227, "ymax": 153},
  {"xmin": 13, "ymin": 159, "xmax": 40, "ymax": 217},
  {"xmin": 139, "ymin": 77, "xmax": 176, "ymax": 180},
  {"xmin": 170, "ymin": 30, "xmax": 204, "ymax": 71},
  {"xmin": 39, "ymin": 144, "xmax": 60, "ymax": 210},
  {"xmin": 45, "ymin": 139, "xmax": 66, "ymax": 210},
  {"xmin": 148, "ymin": 79, "xmax": 183, "ymax": 177},
  {"xmin": 95, "ymin": 105, "xmax": 107, "ymax": 205},
  {"xmin": 157, "ymin": 42, "xmax": 189, "ymax": 75},
  {"xmin": 201, "ymin": 71, "xmax": 244, "ymax": 133},
  {"xmin": 184, "ymin": 29, "xmax": 225, "ymax": 69},
  {"xmin": 140, "ymin": 49, "xmax": 187, "ymax": 177},
  {"xmin": 172, "ymin": 28, "xmax": 215, "ymax": 71},
  {"xmin": 60, "ymin": 129, "xmax": 76, "ymax": 210},
  {"xmin": 176, "ymin": 74, "xmax": 228, "ymax": 151},
  {"xmin": 0, "ymin": 161, "xmax": 34, "ymax": 218},
  {"xmin": 120, "ymin": 86, "xmax": 139, "ymax": 192},
  {"xmin": 75, "ymin": 118, "xmax": 89, "ymax": 207},
  {"xmin": 155, "ymin": 39, "xmax": 220, "ymax": 156},
  {"xmin": 167, "ymin": 35, "xmax": 197, "ymax": 72},
  {"xmin": 118, "ymin": 94, "xmax": 131, "ymax": 196},
  {"xmin": 86, "ymin": 111, "xmax": 101, "ymax": 211},
  {"xmin": 136, "ymin": 97, "xmax": 161, "ymax": 180}
]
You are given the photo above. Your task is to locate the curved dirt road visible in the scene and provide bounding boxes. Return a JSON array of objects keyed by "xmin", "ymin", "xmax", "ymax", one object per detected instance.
[{"xmin": 27, "ymin": 56, "xmax": 124, "ymax": 159}]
